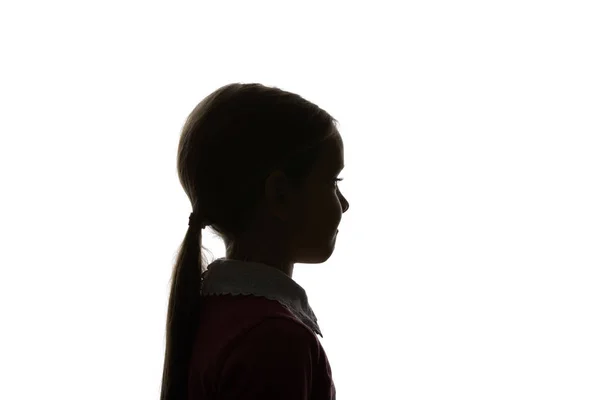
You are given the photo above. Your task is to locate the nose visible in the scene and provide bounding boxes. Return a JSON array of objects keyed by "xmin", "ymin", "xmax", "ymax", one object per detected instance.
[{"xmin": 341, "ymin": 196, "xmax": 349, "ymax": 214}]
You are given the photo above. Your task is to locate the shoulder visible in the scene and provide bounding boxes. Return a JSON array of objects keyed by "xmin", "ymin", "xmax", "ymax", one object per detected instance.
[
  {"xmin": 225, "ymin": 316, "xmax": 320, "ymax": 360},
  {"xmin": 216, "ymin": 317, "xmax": 321, "ymax": 398},
  {"xmin": 204, "ymin": 295, "xmax": 318, "ymax": 340}
]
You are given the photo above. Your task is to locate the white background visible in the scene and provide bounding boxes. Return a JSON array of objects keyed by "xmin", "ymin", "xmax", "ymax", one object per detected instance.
[{"xmin": 1, "ymin": 1, "xmax": 599, "ymax": 399}]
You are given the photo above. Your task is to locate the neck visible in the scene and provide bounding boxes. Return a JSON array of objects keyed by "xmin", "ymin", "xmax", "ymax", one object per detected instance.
[{"xmin": 225, "ymin": 251, "xmax": 294, "ymax": 277}]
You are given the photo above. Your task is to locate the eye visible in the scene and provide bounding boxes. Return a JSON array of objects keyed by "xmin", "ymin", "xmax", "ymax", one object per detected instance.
[{"xmin": 334, "ymin": 177, "xmax": 344, "ymax": 187}]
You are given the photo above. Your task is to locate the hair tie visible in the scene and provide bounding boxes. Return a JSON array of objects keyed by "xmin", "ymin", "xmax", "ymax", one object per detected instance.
[{"xmin": 189, "ymin": 212, "xmax": 208, "ymax": 230}]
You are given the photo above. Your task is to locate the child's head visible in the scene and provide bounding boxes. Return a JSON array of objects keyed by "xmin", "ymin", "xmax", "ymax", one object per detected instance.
[{"xmin": 177, "ymin": 82, "xmax": 349, "ymax": 272}]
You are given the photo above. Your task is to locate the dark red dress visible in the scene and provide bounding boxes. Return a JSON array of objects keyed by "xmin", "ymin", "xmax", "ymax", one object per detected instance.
[{"xmin": 187, "ymin": 258, "xmax": 336, "ymax": 400}]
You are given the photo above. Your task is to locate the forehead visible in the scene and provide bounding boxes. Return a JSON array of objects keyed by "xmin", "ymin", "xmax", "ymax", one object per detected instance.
[{"xmin": 315, "ymin": 133, "xmax": 344, "ymax": 173}]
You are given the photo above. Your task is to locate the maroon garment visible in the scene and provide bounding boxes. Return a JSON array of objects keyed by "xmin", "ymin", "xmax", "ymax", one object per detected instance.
[{"xmin": 188, "ymin": 294, "xmax": 336, "ymax": 400}]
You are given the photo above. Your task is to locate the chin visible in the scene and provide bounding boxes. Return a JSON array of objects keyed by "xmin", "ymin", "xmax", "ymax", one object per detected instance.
[
  {"xmin": 299, "ymin": 255, "xmax": 333, "ymax": 264},
  {"xmin": 299, "ymin": 245, "xmax": 336, "ymax": 264}
]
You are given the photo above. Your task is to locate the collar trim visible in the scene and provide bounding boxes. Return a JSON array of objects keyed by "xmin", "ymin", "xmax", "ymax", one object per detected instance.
[{"xmin": 200, "ymin": 258, "xmax": 322, "ymax": 337}]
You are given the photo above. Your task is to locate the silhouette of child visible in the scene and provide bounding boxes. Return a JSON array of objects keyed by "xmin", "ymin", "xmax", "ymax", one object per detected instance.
[{"xmin": 161, "ymin": 83, "xmax": 349, "ymax": 400}]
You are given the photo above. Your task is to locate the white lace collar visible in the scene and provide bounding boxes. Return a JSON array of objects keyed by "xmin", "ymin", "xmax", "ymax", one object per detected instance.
[{"xmin": 200, "ymin": 258, "xmax": 323, "ymax": 337}]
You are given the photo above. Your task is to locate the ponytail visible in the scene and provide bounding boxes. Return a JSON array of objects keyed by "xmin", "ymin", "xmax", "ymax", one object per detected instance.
[{"xmin": 160, "ymin": 221, "xmax": 206, "ymax": 400}]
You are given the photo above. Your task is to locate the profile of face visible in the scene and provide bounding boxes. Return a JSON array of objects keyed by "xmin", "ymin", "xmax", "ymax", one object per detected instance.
[
  {"xmin": 288, "ymin": 132, "xmax": 349, "ymax": 264},
  {"xmin": 227, "ymin": 131, "xmax": 349, "ymax": 275}
]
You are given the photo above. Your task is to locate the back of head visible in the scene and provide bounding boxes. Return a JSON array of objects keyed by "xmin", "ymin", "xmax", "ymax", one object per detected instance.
[{"xmin": 160, "ymin": 82, "xmax": 338, "ymax": 400}]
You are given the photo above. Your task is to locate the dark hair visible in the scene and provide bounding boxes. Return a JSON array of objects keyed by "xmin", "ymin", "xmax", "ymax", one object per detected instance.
[{"xmin": 160, "ymin": 82, "xmax": 339, "ymax": 400}]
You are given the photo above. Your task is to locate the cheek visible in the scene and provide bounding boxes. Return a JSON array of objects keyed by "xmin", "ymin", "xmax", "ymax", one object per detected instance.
[
  {"xmin": 296, "ymin": 188, "xmax": 341, "ymax": 228},
  {"xmin": 322, "ymin": 193, "xmax": 343, "ymax": 228},
  {"xmin": 296, "ymin": 196, "xmax": 328, "ymax": 228}
]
